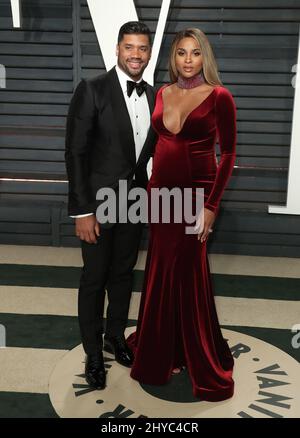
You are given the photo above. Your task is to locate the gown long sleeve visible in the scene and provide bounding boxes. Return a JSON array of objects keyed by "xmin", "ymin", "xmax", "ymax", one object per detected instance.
[{"xmin": 204, "ymin": 87, "xmax": 237, "ymax": 216}]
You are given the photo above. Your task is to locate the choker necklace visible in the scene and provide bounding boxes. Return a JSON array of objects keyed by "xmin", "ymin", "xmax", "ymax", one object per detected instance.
[{"xmin": 177, "ymin": 71, "xmax": 205, "ymax": 89}]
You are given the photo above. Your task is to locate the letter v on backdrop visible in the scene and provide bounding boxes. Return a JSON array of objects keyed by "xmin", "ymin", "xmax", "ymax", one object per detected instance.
[{"xmin": 86, "ymin": 0, "xmax": 171, "ymax": 85}]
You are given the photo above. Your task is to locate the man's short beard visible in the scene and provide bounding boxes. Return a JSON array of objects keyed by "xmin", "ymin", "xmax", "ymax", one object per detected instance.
[{"xmin": 118, "ymin": 59, "xmax": 146, "ymax": 78}]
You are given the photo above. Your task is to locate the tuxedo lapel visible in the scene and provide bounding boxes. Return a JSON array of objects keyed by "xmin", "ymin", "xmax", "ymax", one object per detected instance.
[
  {"xmin": 107, "ymin": 67, "xmax": 136, "ymax": 166},
  {"xmin": 145, "ymin": 84, "xmax": 155, "ymax": 114},
  {"xmin": 135, "ymin": 85, "xmax": 156, "ymax": 167}
]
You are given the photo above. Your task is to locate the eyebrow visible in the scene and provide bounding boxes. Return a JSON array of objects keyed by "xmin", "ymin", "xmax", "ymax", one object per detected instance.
[
  {"xmin": 124, "ymin": 44, "xmax": 149, "ymax": 48},
  {"xmin": 177, "ymin": 48, "xmax": 201, "ymax": 51}
]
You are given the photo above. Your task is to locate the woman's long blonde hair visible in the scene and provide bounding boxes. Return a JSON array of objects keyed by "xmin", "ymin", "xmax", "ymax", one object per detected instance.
[{"xmin": 168, "ymin": 28, "xmax": 222, "ymax": 86}]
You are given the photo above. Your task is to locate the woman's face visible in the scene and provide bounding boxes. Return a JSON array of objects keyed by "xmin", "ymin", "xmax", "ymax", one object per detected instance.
[{"xmin": 175, "ymin": 37, "xmax": 203, "ymax": 79}]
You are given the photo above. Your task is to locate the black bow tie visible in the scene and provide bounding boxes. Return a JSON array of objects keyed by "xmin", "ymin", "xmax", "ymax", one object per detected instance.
[{"xmin": 127, "ymin": 80, "xmax": 147, "ymax": 97}]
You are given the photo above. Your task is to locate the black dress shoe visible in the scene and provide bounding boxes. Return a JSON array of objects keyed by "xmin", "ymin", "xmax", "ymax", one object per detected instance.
[
  {"xmin": 85, "ymin": 352, "xmax": 106, "ymax": 390},
  {"xmin": 103, "ymin": 335, "xmax": 134, "ymax": 367}
]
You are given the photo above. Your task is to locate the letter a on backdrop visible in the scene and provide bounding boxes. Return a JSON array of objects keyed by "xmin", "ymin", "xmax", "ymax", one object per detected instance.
[{"xmin": 268, "ymin": 26, "xmax": 300, "ymax": 215}]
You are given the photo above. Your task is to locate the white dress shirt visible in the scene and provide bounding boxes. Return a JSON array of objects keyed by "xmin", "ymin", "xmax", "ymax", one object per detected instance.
[{"xmin": 71, "ymin": 65, "xmax": 151, "ymax": 218}]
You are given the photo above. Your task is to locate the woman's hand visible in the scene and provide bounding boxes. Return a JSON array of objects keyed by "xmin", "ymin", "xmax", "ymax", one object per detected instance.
[{"xmin": 197, "ymin": 208, "xmax": 215, "ymax": 242}]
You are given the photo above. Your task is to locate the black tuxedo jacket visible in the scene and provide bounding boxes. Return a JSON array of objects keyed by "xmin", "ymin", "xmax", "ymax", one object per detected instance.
[{"xmin": 65, "ymin": 67, "xmax": 158, "ymax": 216}]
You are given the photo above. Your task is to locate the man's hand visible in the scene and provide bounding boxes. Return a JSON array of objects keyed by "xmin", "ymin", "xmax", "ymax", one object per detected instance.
[{"xmin": 75, "ymin": 215, "xmax": 100, "ymax": 244}]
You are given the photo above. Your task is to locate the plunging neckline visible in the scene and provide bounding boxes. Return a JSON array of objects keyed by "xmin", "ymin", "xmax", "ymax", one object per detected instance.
[{"xmin": 161, "ymin": 84, "xmax": 217, "ymax": 136}]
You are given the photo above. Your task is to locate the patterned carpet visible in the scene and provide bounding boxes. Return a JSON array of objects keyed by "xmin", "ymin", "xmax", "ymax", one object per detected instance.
[{"xmin": 0, "ymin": 245, "xmax": 299, "ymax": 418}]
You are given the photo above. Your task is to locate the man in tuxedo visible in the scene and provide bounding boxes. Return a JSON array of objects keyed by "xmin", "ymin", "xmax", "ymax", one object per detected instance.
[{"xmin": 65, "ymin": 21, "xmax": 157, "ymax": 390}]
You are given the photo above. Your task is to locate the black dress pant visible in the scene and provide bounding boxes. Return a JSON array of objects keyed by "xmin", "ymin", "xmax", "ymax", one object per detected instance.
[{"xmin": 78, "ymin": 217, "xmax": 144, "ymax": 355}]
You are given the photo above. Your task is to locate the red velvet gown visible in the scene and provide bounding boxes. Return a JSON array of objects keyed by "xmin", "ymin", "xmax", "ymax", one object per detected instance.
[{"xmin": 127, "ymin": 84, "xmax": 237, "ymax": 401}]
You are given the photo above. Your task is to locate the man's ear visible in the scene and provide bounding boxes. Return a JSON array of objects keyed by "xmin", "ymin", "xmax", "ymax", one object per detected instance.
[{"xmin": 116, "ymin": 44, "xmax": 119, "ymax": 57}]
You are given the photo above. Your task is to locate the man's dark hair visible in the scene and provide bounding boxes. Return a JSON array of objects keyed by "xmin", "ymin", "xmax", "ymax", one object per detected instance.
[{"xmin": 118, "ymin": 21, "xmax": 152, "ymax": 45}]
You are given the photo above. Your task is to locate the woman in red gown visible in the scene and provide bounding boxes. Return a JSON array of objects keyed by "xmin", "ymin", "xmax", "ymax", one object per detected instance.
[{"xmin": 127, "ymin": 28, "xmax": 237, "ymax": 401}]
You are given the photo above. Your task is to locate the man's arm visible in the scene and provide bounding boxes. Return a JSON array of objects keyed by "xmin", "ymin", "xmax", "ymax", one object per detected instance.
[
  {"xmin": 65, "ymin": 79, "xmax": 101, "ymax": 243},
  {"xmin": 65, "ymin": 79, "xmax": 97, "ymax": 216}
]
